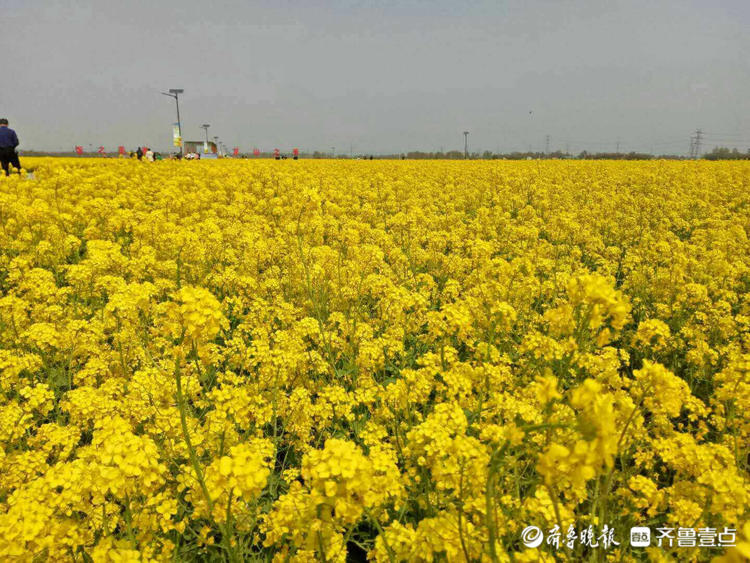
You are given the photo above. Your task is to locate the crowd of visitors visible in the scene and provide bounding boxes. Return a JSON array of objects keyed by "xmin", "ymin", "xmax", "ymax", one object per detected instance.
[{"xmin": 128, "ymin": 147, "xmax": 180, "ymax": 161}]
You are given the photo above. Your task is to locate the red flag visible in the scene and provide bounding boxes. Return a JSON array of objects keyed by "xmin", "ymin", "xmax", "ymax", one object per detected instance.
[
  {"xmin": 233, "ymin": 147, "xmax": 239, "ymax": 156},
  {"xmin": 75, "ymin": 146, "xmax": 83, "ymax": 155},
  {"xmin": 293, "ymin": 148, "xmax": 299, "ymax": 157},
  {"xmin": 253, "ymin": 148, "xmax": 260, "ymax": 156},
  {"xmin": 118, "ymin": 146, "xmax": 126, "ymax": 155}
]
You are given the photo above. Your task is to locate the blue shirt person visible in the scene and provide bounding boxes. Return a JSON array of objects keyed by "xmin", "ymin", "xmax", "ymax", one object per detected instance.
[{"xmin": 0, "ymin": 118, "xmax": 22, "ymax": 176}]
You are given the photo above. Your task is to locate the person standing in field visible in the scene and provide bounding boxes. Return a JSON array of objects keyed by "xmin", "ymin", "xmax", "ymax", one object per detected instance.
[{"xmin": 0, "ymin": 118, "xmax": 22, "ymax": 176}]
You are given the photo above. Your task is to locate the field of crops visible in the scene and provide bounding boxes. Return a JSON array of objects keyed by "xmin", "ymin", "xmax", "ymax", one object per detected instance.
[{"xmin": 0, "ymin": 158, "xmax": 748, "ymax": 562}]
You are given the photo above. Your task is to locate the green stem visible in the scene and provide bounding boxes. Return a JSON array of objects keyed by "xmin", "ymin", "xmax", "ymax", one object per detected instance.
[
  {"xmin": 174, "ymin": 356, "xmax": 237, "ymax": 562},
  {"xmin": 365, "ymin": 507, "xmax": 395, "ymax": 563}
]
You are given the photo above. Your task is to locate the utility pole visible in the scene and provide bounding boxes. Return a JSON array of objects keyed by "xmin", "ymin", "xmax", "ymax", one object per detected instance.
[
  {"xmin": 161, "ymin": 89, "xmax": 184, "ymax": 156},
  {"xmin": 545, "ymin": 134, "xmax": 550, "ymax": 155},
  {"xmin": 463, "ymin": 131, "xmax": 469, "ymax": 159}
]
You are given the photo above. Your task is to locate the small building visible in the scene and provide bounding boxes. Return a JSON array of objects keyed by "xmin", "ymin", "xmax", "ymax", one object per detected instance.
[{"xmin": 183, "ymin": 141, "xmax": 217, "ymax": 155}]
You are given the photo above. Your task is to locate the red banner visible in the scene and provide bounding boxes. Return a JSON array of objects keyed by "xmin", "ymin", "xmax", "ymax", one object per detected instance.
[
  {"xmin": 233, "ymin": 147, "xmax": 239, "ymax": 156},
  {"xmin": 75, "ymin": 146, "xmax": 83, "ymax": 155},
  {"xmin": 253, "ymin": 148, "xmax": 260, "ymax": 156},
  {"xmin": 118, "ymin": 146, "xmax": 126, "ymax": 155}
]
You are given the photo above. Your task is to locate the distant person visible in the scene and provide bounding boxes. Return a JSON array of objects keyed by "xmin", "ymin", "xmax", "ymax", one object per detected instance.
[
  {"xmin": 136, "ymin": 147, "xmax": 143, "ymax": 161},
  {"xmin": 0, "ymin": 118, "xmax": 21, "ymax": 176},
  {"xmin": 145, "ymin": 148, "xmax": 154, "ymax": 162}
]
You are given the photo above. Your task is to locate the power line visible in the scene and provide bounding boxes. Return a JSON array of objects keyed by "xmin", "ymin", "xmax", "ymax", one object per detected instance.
[{"xmin": 701, "ymin": 131, "xmax": 749, "ymax": 139}]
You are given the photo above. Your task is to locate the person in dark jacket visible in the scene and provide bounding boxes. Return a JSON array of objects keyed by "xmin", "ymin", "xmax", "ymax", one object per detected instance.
[{"xmin": 0, "ymin": 118, "xmax": 21, "ymax": 176}]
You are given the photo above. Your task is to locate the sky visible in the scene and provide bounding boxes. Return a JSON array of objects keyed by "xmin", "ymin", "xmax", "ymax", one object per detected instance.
[{"xmin": 3, "ymin": 0, "xmax": 749, "ymax": 154}]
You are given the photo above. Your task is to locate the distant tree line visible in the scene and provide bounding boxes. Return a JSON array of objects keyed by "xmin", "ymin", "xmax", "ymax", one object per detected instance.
[
  {"xmin": 701, "ymin": 147, "xmax": 750, "ymax": 160},
  {"xmin": 400, "ymin": 148, "xmax": 750, "ymax": 160},
  {"xmin": 17, "ymin": 147, "xmax": 750, "ymax": 160},
  {"xmin": 401, "ymin": 150, "xmax": 662, "ymax": 160}
]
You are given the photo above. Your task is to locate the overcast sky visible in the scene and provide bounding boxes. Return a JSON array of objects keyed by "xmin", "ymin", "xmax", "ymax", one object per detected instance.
[{"xmin": 3, "ymin": 0, "xmax": 749, "ymax": 154}]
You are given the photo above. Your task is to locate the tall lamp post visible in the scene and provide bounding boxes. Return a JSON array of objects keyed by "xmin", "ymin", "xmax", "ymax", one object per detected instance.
[
  {"xmin": 161, "ymin": 88, "xmax": 184, "ymax": 155},
  {"xmin": 463, "ymin": 131, "xmax": 469, "ymax": 159},
  {"xmin": 201, "ymin": 124, "xmax": 210, "ymax": 153}
]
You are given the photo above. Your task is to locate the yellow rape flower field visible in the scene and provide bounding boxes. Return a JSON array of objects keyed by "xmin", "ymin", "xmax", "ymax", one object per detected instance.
[{"xmin": 1, "ymin": 157, "xmax": 749, "ymax": 562}]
